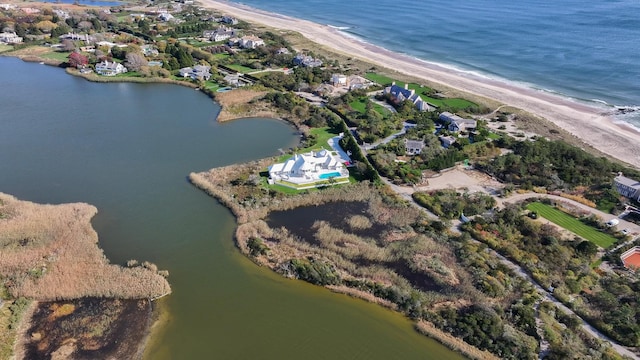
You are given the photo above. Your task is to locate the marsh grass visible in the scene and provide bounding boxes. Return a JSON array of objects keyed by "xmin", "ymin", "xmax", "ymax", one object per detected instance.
[
  {"xmin": 345, "ymin": 215, "xmax": 372, "ymax": 230},
  {"xmin": 0, "ymin": 193, "xmax": 171, "ymax": 301}
]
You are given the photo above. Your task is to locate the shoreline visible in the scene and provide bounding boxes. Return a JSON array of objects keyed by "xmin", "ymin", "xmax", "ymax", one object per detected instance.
[{"xmin": 198, "ymin": 0, "xmax": 640, "ymax": 169}]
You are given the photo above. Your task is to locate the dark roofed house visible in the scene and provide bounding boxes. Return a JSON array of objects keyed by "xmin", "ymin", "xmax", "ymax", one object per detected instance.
[
  {"xmin": 404, "ymin": 139, "xmax": 425, "ymax": 155},
  {"xmin": 383, "ymin": 82, "xmax": 433, "ymax": 112},
  {"xmin": 614, "ymin": 172, "xmax": 640, "ymax": 201}
]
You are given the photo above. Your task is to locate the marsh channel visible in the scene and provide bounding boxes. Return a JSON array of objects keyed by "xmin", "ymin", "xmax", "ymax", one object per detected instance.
[{"xmin": 0, "ymin": 57, "xmax": 462, "ymax": 359}]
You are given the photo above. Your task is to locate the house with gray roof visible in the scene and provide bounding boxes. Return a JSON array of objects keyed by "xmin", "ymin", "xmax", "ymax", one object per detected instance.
[
  {"xmin": 439, "ymin": 112, "xmax": 477, "ymax": 132},
  {"xmin": 383, "ymin": 82, "xmax": 432, "ymax": 112},
  {"xmin": 614, "ymin": 173, "xmax": 640, "ymax": 201},
  {"xmin": 404, "ymin": 138, "xmax": 425, "ymax": 155}
]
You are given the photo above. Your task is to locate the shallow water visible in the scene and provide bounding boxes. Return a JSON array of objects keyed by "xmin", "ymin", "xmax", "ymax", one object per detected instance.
[{"xmin": 0, "ymin": 57, "xmax": 462, "ymax": 359}]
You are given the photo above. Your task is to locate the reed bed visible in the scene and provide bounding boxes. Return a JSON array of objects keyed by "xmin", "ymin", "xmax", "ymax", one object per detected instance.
[
  {"xmin": 0, "ymin": 193, "xmax": 171, "ymax": 301},
  {"xmin": 415, "ymin": 320, "xmax": 500, "ymax": 360}
]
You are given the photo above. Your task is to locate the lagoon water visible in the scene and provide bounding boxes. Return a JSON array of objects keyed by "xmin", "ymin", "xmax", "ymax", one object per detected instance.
[
  {"xmin": 233, "ymin": 0, "xmax": 640, "ymax": 125},
  {"xmin": 0, "ymin": 57, "xmax": 462, "ymax": 359}
]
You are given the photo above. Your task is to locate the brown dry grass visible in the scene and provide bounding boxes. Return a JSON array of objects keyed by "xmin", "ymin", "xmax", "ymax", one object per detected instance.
[
  {"xmin": 214, "ymin": 89, "xmax": 280, "ymax": 122},
  {"xmin": 0, "ymin": 193, "xmax": 171, "ymax": 301}
]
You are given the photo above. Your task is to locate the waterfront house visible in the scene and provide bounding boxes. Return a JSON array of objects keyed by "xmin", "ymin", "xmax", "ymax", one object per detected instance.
[
  {"xmin": 614, "ymin": 173, "xmax": 640, "ymax": 201},
  {"xmin": 439, "ymin": 112, "xmax": 477, "ymax": 132},
  {"xmin": 268, "ymin": 149, "xmax": 349, "ymax": 188},
  {"xmin": 221, "ymin": 16, "xmax": 238, "ymax": 25},
  {"xmin": 404, "ymin": 139, "xmax": 425, "ymax": 155},
  {"xmin": 0, "ymin": 32, "xmax": 23, "ymax": 44},
  {"xmin": 95, "ymin": 61, "xmax": 127, "ymax": 76},
  {"xmin": 383, "ymin": 82, "xmax": 432, "ymax": 112},
  {"xmin": 179, "ymin": 65, "xmax": 211, "ymax": 81}
]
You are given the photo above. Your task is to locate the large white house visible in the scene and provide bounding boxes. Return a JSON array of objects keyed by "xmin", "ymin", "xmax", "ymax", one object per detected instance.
[
  {"xmin": 0, "ymin": 32, "xmax": 23, "ymax": 44},
  {"xmin": 268, "ymin": 149, "xmax": 350, "ymax": 189},
  {"xmin": 239, "ymin": 35, "xmax": 265, "ymax": 49},
  {"xmin": 95, "ymin": 61, "xmax": 127, "ymax": 76}
]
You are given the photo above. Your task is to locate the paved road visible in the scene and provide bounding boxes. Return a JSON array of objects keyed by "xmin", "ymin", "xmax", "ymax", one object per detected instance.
[{"xmin": 378, "ymin": 178, "xmax": 639, "ymax": 358}]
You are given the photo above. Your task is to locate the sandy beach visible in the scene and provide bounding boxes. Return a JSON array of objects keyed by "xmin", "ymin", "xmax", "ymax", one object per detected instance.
[{"xmin": 199, "ymin": 0, "xmax": 640, "ymax": 169}]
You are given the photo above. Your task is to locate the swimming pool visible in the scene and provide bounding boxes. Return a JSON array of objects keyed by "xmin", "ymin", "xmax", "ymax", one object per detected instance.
[{"xmin": 319, "ymin": 171, "xmax": 342, "ymax": 179}]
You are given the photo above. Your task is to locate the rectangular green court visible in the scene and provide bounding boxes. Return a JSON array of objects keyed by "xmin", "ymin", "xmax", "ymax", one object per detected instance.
[{"xmin": 526, "ymin": 202, "xmax": 617, "ymax": 248}]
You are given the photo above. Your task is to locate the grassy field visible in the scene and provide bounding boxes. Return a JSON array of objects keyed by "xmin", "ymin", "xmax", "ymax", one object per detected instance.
[
  {"xmin": 203, "ymin": 81, "xmax": 222, "ymax": 92},
  {"xmin": 40, "ymin": 51, "xmax": 71, "ymax": 62},
  {"xmin": 348, "ymin": 97, "xmax": 390, "ymax": 117},
  {"xmin": 526, "ymin": 202, "xmax": 618, "ymax": 248},
  {"xmin": 364, "ymin": 72, "xmax": 394, "ymax": 86},
  {"xmin": 225, "ymin": 64, "xmax": 255, "ymax": 74},
  {"xmin": 0, "ymin": 44, "xmax": 13, "ymax": 53},
  {"xmin": 213, "ymin": 53, "xmax": 231, "ymax": 60}
]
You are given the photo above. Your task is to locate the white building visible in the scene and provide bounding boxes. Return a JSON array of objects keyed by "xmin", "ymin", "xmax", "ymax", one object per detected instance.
[
  {"xmin": 331, "ymin": 74, "xmax": 347, "ymax": 87},
  {"xmin": 268, "ymin": 149, "xmax": 350, "ymax": 189},
  {"xmin": 95, "ymin": 61, "xmax": 127, "ymax": 76},
  {"xmin": 0, "ymin": 32, "xmax": 23, "ymax": 44},
  {"xmin": 239, "ymin": 35, "xmax": 265, "ymax": 49}
]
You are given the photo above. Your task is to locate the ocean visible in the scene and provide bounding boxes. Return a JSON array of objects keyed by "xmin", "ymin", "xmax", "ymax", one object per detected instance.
[{"xmin": 231, "ymin": 0, "xmax": 640, "ymax": 127}]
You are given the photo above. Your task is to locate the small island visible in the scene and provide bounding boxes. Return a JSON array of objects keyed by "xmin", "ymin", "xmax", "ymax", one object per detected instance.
[{"xmin": 1, "ymin": 0, "xmax": 640, "ymax": 359}]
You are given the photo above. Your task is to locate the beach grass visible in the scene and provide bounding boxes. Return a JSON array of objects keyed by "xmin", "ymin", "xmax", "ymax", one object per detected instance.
[{"xmin": 526, "ymin": 202, "xmax": 617, "ymax": 248}]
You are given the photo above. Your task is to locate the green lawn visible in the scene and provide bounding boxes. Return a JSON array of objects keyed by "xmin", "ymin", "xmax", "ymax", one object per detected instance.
[
  {"xmin": 225, "ymin": 64, "xmax": 255, "ymax": 74},
  {"xmin": 203, "ymin": 81, "xmax": 222, "ymax": 91},
  {"xmin": 213, "ymin": 53, "xmax": 230, "ymax": 60},
  {"xmin": 0, "ymin": 44, "xmax": 13, "ymax": 53},
  {"xmin": 363, "ymin": 73, "xmax": 476, "ymax": 111},
  {"xmin": 348, "ymin": 97, "xmax": 390, "ymax": 117},
  {"xmin": 526, "ymin": 202, "xmax": 618, "ymax": 248},
  {"xmin": 41, "ymin": 51, "xmax": 71, "ymax": 62},
  {"xmin": 364, "ymin": 73, "xmax": 395, "ymax": 86}
]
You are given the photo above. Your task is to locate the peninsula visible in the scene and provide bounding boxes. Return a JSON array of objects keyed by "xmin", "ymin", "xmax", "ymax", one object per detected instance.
[{"xmin": 1, "ymin": 0, "xmax": 640, "ymax": 359}]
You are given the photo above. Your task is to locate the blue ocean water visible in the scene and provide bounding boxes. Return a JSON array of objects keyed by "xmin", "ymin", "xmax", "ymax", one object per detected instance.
[{"xmin": 232, "ymin": 0, "xmax": 640, "ymax": 126}]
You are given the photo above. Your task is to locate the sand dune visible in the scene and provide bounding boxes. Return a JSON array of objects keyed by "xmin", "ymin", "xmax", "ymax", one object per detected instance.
[{"xmin": 200, "ymin": 0, "xmax": 640, "ymax": 169}]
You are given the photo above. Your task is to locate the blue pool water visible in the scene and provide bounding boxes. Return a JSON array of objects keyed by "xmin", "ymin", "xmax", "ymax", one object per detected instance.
[{"xmin": 319, "ymin": 172, "xmax": 342, "ymax": 179}]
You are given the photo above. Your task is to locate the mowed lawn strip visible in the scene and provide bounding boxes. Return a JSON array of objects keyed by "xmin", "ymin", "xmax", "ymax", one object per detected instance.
[{"xmin": 526, "ymin": 202, "xmax": 617, "ymax": 248}]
